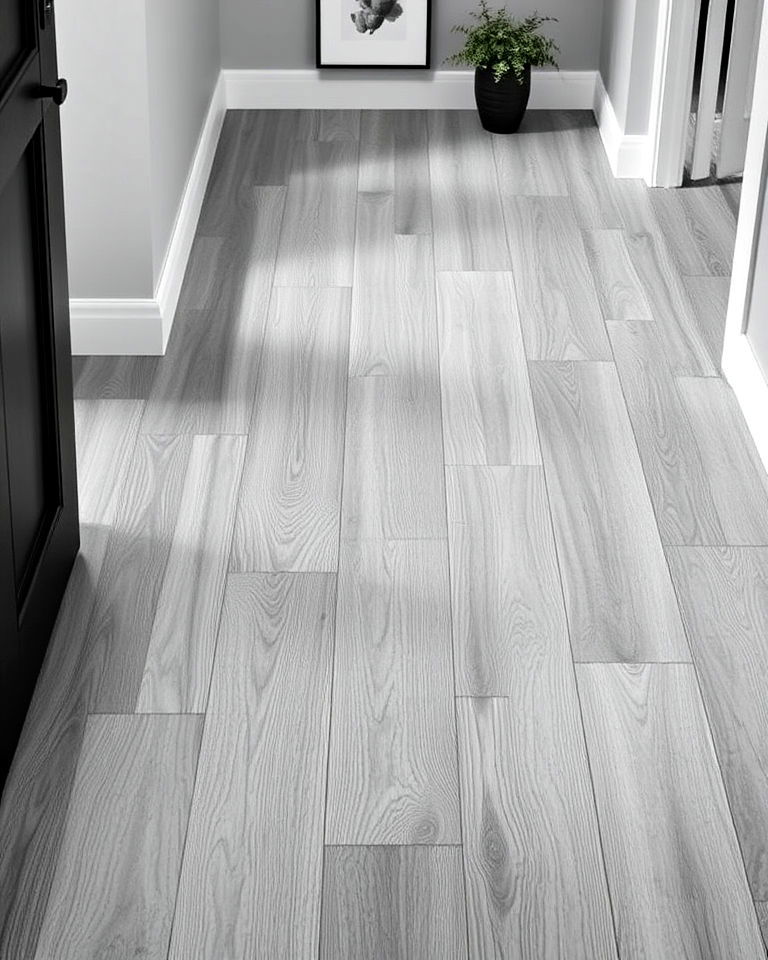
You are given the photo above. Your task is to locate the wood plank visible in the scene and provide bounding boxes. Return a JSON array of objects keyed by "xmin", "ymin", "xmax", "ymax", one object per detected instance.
[
  {"xmin": 273, "ymin": 140, "xmax": 358, "ymax": 287},
  {"xmin": 677, "ymin": 377, "xmax": 768, "ymax": 544},
  {"xmin": 320, "ymin": 846, "xmax": 467, "ymax": 960},
  {"xmin": 230, "ymin": 287, "xmax": 350, "ymax": 573},
  {"xmin": 0, "ymin": 528, "xmax": 110, "ymax": 960},
  {"xmin": 608, "ymin": 321, "xmax": 726, "ymax": 545},
  {"xmin": 88, "ymin": 435, "xmax": 245, "ymax": 713},
  {"xmin": 74, "ymin": 399, "xmax": 143, "ymax": 525},
  {"xmin": 649, "ymin": 184, "xmax": 735, "ymax": 277},
  {"xmin": 341, "ymin": 376, "xmax": 445, "ymax": 541},
  {"xmin": 582, "ymin": 229, "xmax": 654, "ymax": 321},
  {"xmin": 72, "ymin": 355, "xmax": 158, "ymax": 400},
  {"xmin": 437, "ymin": 272, "xmax": 541, "ymax": 466},
  {"xmin": 168, "ymin": 573, "xmax": 335, "ymax": 960},
  {"xmin": 457, "ymin": 697, "xmax": 617, "ymax": 959},
  {"xmin": 756, "ymin": 902, "xmax": 768, "ymax": 948},
  {"xmin": 358, "ymin": 110, "xmax": 395, "ymax": 192},
  {"xmin": 577, "ymin": 663, "xmax": 766, "ymax": 960},
  {"xmin": 34, "ymin": 714, "xmax": 202, "ymax": 960},
  {"xmin": 428, "ymin": 111, "xmax": 510, "ymax": 270},
  {"xmin": 492, "ymin": 110, "xmax": 569, "ymax": 197},
  {"xmin": 504, "ymin": 197, "xmax": 612, "ymax": 360},
  {"xmin": 350, "ymin": 233, "xmax": 439, "ymax": 380},
  {"xmin": 393, "ymin": 110, "xmax": 431, "ymax": 235},
  {"xmin": 682, "ymin": 275, "xmax": 729, "ymax": 372},
  {"xmin": 317, "ymin": 110, "xmax": 361, "ymax": 141},
  {"xmin": 668, "ymin": 546, "xmax": 768, "ymax": 899},
  {"xmin": 326, "ymin": 539, "xmax": 460, "ymax": 845},
  {"xmin": 135, "ymin": 435, "xmax": 246, "ymax": 712},
  {"xmin": 529, "ymin": 361, "xmax": 689, "ymax": 661},
  {"xmin": 446, "ymin": 466, "xmax": 568, "ymax": 695},
  {"xmin": 354, "ymin": 190, "xmax": 395, "ymax": 288},
  {"xmin": 142, "ymin": 187, "xmax": 285, "ymax": 435}
]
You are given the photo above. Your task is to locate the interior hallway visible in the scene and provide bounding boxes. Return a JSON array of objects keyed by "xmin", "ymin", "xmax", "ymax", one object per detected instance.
[{"xmin": 1, "ymin": 108, "xmax": 768, "ymax": 958}]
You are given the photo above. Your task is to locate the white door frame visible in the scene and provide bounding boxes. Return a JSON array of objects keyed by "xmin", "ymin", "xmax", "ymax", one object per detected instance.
[{"xmin": 721, "ymin": 1, "xmax": 768, "ymax": 471}]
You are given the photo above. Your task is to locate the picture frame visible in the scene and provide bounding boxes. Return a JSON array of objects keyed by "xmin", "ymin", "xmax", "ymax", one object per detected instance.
[{"xmin": 316, "ymin": 0, "xmax": 432, "ymax": 69}]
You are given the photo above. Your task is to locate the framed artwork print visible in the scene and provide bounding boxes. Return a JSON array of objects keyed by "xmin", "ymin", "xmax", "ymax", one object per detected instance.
[{"xmin": 316, "ymin": 0, "xmax": 431, "ymax": 69}]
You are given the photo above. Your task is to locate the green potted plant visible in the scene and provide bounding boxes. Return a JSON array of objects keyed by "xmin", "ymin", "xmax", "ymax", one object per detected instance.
[{"xmin": 446, "ymin": 3, "xmax": 559, "ymax": 134}]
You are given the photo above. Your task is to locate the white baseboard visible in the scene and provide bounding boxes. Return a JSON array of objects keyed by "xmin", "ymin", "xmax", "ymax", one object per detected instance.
[
  {"xmin": 593, "ymin": 73, "xmax": 649, "ymax": 179},
  {"xmin": 70, "ymin": 74, "xmax": 226, "ymax": 355},
  {"xmin": 223, "ymin": 68, "xmax": 597, "ymax": 111},
  {"xmin": 722, "ymin": 335, "xmax": 768, "ymax": 475}
]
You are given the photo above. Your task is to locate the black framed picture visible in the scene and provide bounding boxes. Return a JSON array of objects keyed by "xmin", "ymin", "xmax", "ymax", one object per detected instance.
[{"xmin": 316, "ymin": 0, "xmax": 431, "ymax": 69}]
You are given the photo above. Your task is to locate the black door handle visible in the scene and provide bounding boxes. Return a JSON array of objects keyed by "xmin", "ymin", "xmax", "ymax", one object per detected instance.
[{"xmin": 39, "ymin": 79, "xmax": 68, "ymax": 106}]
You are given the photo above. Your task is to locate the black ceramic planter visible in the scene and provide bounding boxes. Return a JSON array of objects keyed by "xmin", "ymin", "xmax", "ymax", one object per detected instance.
[{"xmin": 474, "ymin": 64, "xmax": 531, "ymax": 134}]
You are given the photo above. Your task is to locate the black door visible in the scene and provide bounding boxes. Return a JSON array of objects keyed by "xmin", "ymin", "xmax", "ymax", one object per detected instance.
[{"xmin": 0, "ymin": 0, "xmax": 79, "ymax": 791}]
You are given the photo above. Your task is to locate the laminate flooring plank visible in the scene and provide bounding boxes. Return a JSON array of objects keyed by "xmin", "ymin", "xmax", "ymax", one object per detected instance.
[
  {"xmin": 649, "ymin": 183, "xmax": 735, "ymax": 277},
  {"xmin": 437, "ymin": 272, "xmax": 540, "ymax": 465},
  {"xmin": 142, "ymin": 187, "xmax": 285, "ymax": 435},
  {"xmin": 668, "ymin": 546, "xmax": 768, "ymax": 898},
  {"xmin": 326, "ymin": 539, "xmax": 460, "ymax": 845},
  {"xmin": 393, "ymin": 109, "xmax": 431, "ymax": 235},
  {"xmin": 354, "ymin": 190, "xmax": 396, "ymax": 288},
  {"xmin": 720, "ymin": 179, "xmax": 742, "ymax": 218},
  {"xmin": 457, "ymin": 697, "xmax": 617, "ymax": 959},
  {"xmin": 529, "ymin": 361, "xmax": 689, "ymax": 661},
  {"xmin": 273, "ymin": 140, "xmax": 358, "ymax": 287},
  {"xmin": 72, "ymin": 355, "xmax": 158, "ymax": 400},
  {"xmin": 88, "ymin": 434, "xmax": 245, "ymax": 713},
  {"xmin": 358, "ymin": 110, "xmax": 395, "ymax": 192},
  {"xmin": 677, "ymin": 377, "xmax": 768, "ymax": 544},
  {"xmin": 582, "ymin": 229, "xmax": 654, "ymax": 321},
  {"xmin": 756, "ymin": 902, "xmax": 768, "ymax": 949},
  {"xmin": 33, "ymin": 715, "xmax": 202, "ymax": 960},
  {"xmin": 230, "ymin": 287, "xmax": 350, "ymax": 573},
  {"xmin": 614, "ymin": 179, "xmax": 717, "ymax": 376},
  {"xmin": 320, "ymin": 846, "xmax": 467, "ymax": 960},
  {"xmin": 577, "ymin": 663, "xmax": 766, "ymax": 960},
  {"xmin": 317, "ymin": 109, "xmax": 361, "ymax": 141},
  {"xmin": 0, "ymin": 528, "xmax": 110, "ymax": 960},
  {"xmin": 492, "ymin": 110, "xmax": 569, "ymax": 197},
  {"xmin": 74, "ymin": 399, "xmax": 143, "ymax": 525},
  {"xmin": 350, "ymin": 233, "xmax": 439, "ymax": 379},
  {"xmin": 428, "ymin": 111, "xmax": 510, "ymax": 270},
  {"xmin": 446, "ymin": 466, "xmax": 568, "ymax": 695},
  {"xmin": 608, "ymin": 321, "xmax": 726, "ymax": 545},
  {"xmin": 503, "ymin": 197, "xmax": 612, "ymax": 360},
  {"xmin": 168, "ymin": 573, "xmax": 335, "ymax": 960},
  {"xmin": 136, "ymin": 435, "xmax": 246, "ymax": 712},
  {"xmin": 683, "ymin": 275, "xmax": 729, "ymax": 372},
  {"xmin": 341, "ymin": 376, "xmax": 445, "ymax": 541}
]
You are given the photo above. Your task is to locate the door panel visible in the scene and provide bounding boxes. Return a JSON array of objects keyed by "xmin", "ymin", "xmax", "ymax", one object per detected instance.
[{"xmin": 0, "ymin": 0, "xmax": 79, "ymax": 792}]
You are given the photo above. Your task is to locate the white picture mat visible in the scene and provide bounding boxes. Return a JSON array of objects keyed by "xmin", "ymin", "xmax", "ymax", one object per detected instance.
[{"xmin": 319, "ymin": 0, "xmax": 429, "ymax": 65}]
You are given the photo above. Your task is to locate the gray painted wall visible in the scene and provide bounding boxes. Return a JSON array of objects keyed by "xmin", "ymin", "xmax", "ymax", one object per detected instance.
[
  {"xmin": 220, "ymin": 0, "xmax": 605, "ymax": 70},
  {"xmin": 146, "ymin": 0, "xmax": 221, "ymax": 285}
]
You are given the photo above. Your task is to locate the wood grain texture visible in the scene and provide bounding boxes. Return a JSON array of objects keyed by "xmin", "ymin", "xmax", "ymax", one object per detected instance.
[
  {"xmin": 683, "ymin": 275, "xmax": 729, "ymax": 372},
  {"xmin": 358, "ymin": 110, "xmax": 395, "ymax": 193},
  {"xmin": 0, "ymin": 528, "xmax": 110, "ymax": 960},
  {"xmin": 350, "ymin": 232, "xmax": 439, "ymax": 380},
  {"xmin": 668, "ymin": 547, "xmax": 768, "ymax": 899},
  {"xmin": 34, "ymin": 714, "xmax": 202, "ymax": 960},
  {"xmin": 326, "ymin": 539, "xmax": 460, "ymax": 845},
  {"xmin": 317, "ymin": 109, "xmax": 361, "ymax": 142},
  {"xmin": 72, "ymin": 355, "xmax": 158, "ymax": 400},
  {"xmin": 136, "ymin": 436, "xmax": 246, "ymax": 712},
  {"xmin": 230, "ymin": 287, "xmax": 350, "ymax": 573},
  {"xmin": 428, "ymin": 111, "xmax": 510, "ymax": 270},
  {"xmin": 582, "ymin": 229, "xmax": 653, "ymax": 321},
  {"xmin": 320, "ymin": 846, "xmax": 467, "ymax": 960},
  {"xmin": 677, "ymin": 377, "xmax": 768, "ymax": 544},
  {"xmin": 437, "ymin": 272, "xmax": 541, "ymax": 466},
  {"xmin": 273, "ymin": 140, "xmax": 358, "ymax": 287},
  {"xmin": 354, "ymin": 190, "xmax": 396, "ymax": 289},
  {"xmin": 577, "ymin": 663, "xmax": 766, "ymax": 960},
  {"xmin": 756, "ymin": 902, "xmax": 768, "ymax": 949},
  {"xmin": 504, "ymin": 197, "xmax": 612, "ymax": 360},
  {"xmin": 608, "ymin": 321, "xmax": 726, "ymax": 545},
  {"xmin": 529, "ymin": 361, "xmax": 689, "ymax": 661},
  {"xmin": 168, "ymin": 573, "xmax": 335, "ymax": 960},
  {"xmin": 457, "ymin": 697, "xmax": 617, "ymax": 959},
  {"xmin": 341, "ymin": 376, "xmax": 445, "ymax": 540},
  {"xmin": 552, "ymin": 111, "xmax": 623, "ymax": 229},
  {"xmin": 446, "ymin": 466, "xmax": 569, "ymax": 695},
  {"xmin": 142, "ymin": 187, "xmax": 285, "ymax": 435},
  {"xmin": 649, "ymin": 183, "xmax": 735, "ymax": 277},
  {"xmin": 492, "ymin": 110, "xmax": 569, "ymax": 197},
  {"xmin": 74, "ymin": 399, "xmax": 143, "ymax": 525}
]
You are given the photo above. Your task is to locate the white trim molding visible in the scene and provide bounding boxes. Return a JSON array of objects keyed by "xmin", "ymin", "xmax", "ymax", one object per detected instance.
[
  {"xmin": 222, "ymin": 68, "xmax": 597, "ymax": 111},
  {"xmin": 593, "ymin": 73, "xmax": 649, "ymax": 179},
  {"xmin": 70, "ymin": 74, "xmax": 226, "ymax": 356}
]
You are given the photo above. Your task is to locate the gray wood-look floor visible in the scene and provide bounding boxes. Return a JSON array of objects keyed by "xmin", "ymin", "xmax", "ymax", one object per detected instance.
[{"xmin": 3, "ymin": 109, "xmax": 765, "ymax": 959}]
